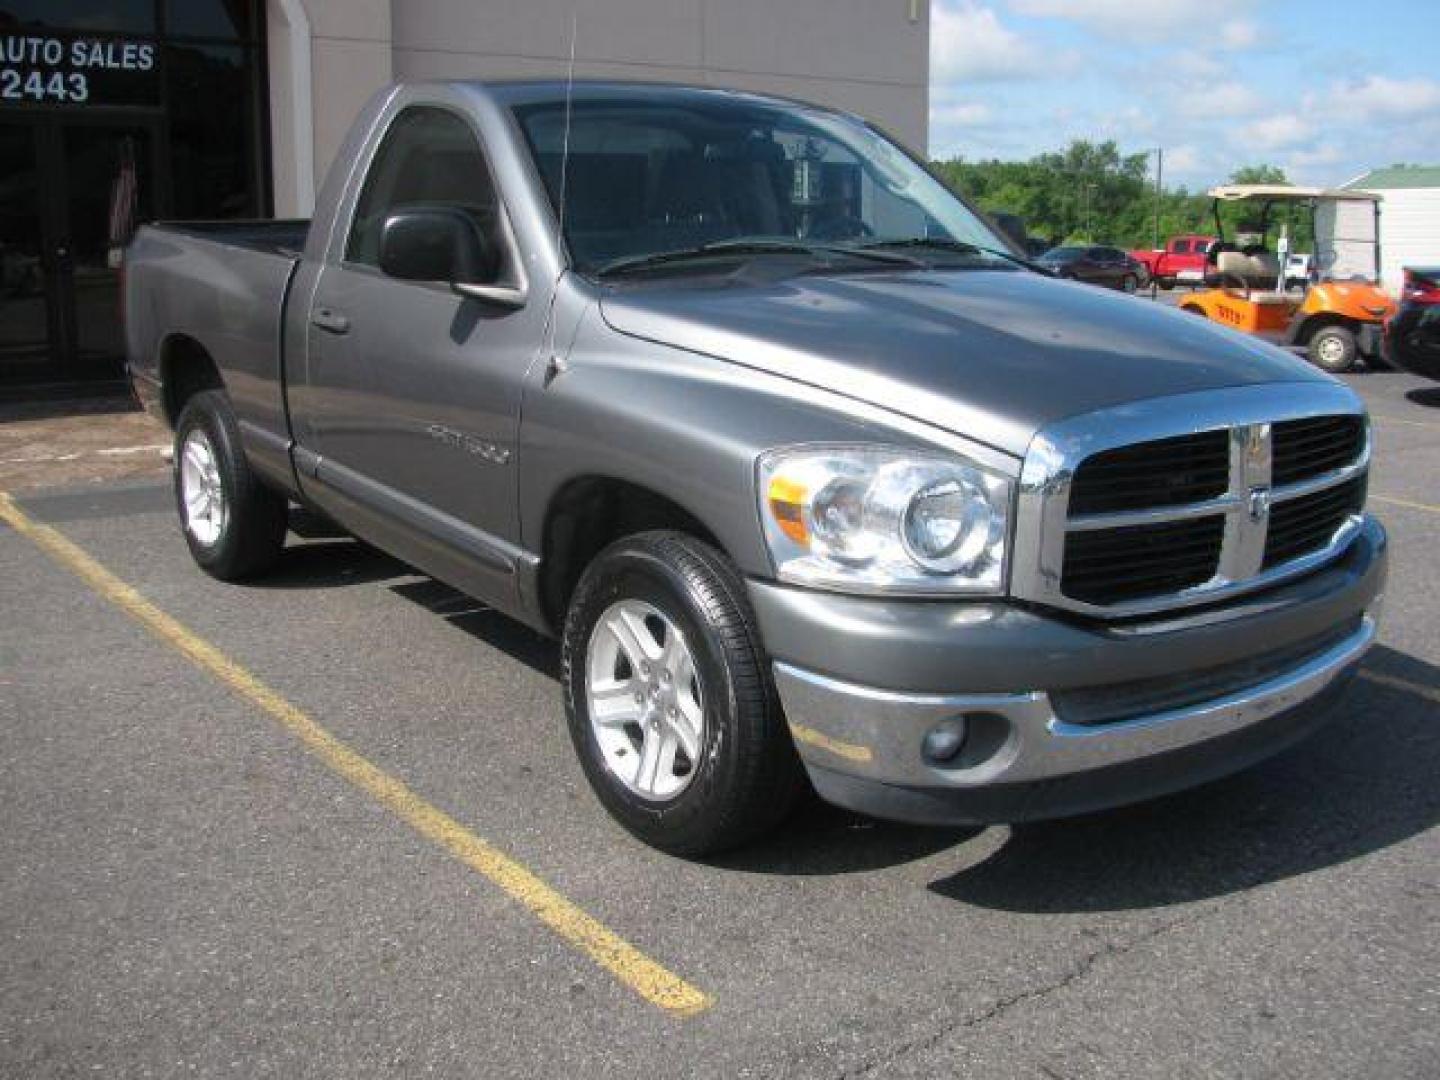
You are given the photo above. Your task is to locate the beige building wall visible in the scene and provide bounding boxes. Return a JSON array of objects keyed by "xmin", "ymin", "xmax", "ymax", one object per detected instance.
[{"xmin": 267, "ymin": 0, "xmax": 929, "ymax": 217}]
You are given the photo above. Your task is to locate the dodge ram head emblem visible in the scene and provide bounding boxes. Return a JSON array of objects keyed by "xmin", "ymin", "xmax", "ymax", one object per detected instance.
[{"xmin": 1247, "ymin": 486, "xmax": 1272, "ymax": 522}]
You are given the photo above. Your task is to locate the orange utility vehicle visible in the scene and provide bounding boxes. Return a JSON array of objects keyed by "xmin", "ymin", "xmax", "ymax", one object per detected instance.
[{"xmin": 1180, "ymin": 185, "xmax": 1395, "ymax": 372}]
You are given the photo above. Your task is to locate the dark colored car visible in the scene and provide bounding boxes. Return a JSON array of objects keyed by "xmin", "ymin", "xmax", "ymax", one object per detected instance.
[
  {"xmin": 1038, "ymin": 245, "xmax": 1148, "ymax": 291},
  {"xmin": 1386, "ymin": 267, "xmax": 1440, "ymax": 381}
]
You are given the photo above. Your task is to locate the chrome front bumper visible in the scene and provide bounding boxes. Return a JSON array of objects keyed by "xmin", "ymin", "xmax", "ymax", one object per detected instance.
[
  {"xmin": 756, "ymin": 516, "xmax": 1387, "ymax": 826},
  {"xmin": 776, "ymin": 613, "xmax": 1374, "ymax": 791}
]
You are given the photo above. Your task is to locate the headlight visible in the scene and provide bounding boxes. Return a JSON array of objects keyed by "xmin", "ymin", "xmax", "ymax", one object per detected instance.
[{"xmin": 758, "ymin": 447, "xmax": 1011, "ymax": 594}]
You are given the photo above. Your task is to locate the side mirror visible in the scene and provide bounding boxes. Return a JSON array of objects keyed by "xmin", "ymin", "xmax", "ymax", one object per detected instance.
[{"xmin": 379, "ymin": 205, "xmax": 498, "ymax": 286}]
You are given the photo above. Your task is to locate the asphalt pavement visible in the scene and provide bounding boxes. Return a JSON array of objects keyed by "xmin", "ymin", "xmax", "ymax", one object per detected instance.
[{"xmin": 2, "ymin": 370, "xmax": 1437, "ymax": 1078}]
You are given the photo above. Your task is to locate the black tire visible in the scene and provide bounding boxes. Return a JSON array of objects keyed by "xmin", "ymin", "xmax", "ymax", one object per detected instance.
[
  {"xmin": 1307, "ymin": 324, "xmax": 1359, "ymax": 374},
  {"xmin": 1120, "ymin": 273, "xmax": 1138, "ymax": 293},
  {"xmin": 1157, "ymin": 277, "xmax": 1174, "ymax": 291},
  {"xmin": 173, "ymin": 389, "xmax": 288, "ymax": 580},
  {"xmin": 561, "ymin": 531, "xmax": 803, "ymax": 855}
]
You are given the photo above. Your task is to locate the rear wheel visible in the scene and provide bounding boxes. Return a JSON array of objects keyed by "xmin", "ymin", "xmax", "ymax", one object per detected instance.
[
  {"xmin": 1120, "ymin": 273, "xmax": 1139, "ymax": 293},
  {"xmin": 1308, "ymin": 324, "xmax": 1358, "ymax": 373},
  {"xmin": 173, "ymin": 390, "xmax": 288, "ymax": 580},
  {"xmin": 1157, "ymin": 277, "xmax": 1174, "ymax": 291},
  {"xmin": 561, "ymin": 531, "xmax": 802, "ymax": 855}
]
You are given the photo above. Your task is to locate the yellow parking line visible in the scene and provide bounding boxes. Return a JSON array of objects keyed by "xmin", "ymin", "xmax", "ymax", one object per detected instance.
[
  {"xmin": 0, "ymin": 492, "xmax": 711, "ymax": 1018},
  {"xmin": 1373, "ymin": 494, "xmax": 1440, "ymax": 516}
]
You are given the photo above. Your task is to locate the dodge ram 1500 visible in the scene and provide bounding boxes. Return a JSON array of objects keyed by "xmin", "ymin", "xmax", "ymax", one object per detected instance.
[{"xmin": 126, "ymin": 81, "xmax": 1386, "ymax": 854}]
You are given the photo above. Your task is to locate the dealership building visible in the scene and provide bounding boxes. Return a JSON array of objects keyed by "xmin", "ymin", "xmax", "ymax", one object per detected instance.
[{"xmin": 0, "ymin": 0, "xmax": 931, "ymax": 395}]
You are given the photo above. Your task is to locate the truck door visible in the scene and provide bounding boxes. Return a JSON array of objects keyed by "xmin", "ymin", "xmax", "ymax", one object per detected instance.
[{"xmin": 299, "ymin": 105, "xmax": 544, "ymax": 604}]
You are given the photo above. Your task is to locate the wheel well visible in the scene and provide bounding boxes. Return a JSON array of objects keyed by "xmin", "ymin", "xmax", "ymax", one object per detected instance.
[
  {"xmin": 1180, "ymin": 303, "xmax": 1206, "ymax": 316},
  {"xmin": 1294, "ymin": 313, "xmax": 1357, "ymax": 345},
  {"xmin": 159, "ymin": 335, "xmax": 224, "ymax": 426},
  {"xmin": 540, "ymin": 477, "xmax": 721, "ymax": 631}
]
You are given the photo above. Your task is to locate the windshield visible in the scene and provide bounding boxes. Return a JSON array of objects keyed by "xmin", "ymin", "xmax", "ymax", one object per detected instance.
[
  {"xmin": 1041, "ymin": 247, "xmax": 1083, "ymax": 261},
  {"xmin": 512, "ymin": 96, "xmax": 1011, "ymax": 276}
]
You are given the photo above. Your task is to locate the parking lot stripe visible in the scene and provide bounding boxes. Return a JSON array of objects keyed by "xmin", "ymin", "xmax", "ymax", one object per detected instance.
[
  {"xmin": 0, "ymin": 492, "xmax": 712, "ymax": 1019},
  {"xmin": 1373, "ymin": 494, "xmax": 1440, "ymax": 516}
]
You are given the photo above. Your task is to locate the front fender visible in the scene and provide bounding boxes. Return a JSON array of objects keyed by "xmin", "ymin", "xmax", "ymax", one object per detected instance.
[{"xmin": 516, "ymin": 306, "xmax": 1018, "ymax": 581}]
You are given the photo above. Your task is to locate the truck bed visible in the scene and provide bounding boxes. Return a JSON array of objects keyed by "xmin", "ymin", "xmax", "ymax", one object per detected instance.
[
  {"xmin": 124, "ymin": 219, "xmax": 308, "ymax": 469},
  {"xmin": 147, "ymin": 219, "xmax": 310, "ymax": 258}
]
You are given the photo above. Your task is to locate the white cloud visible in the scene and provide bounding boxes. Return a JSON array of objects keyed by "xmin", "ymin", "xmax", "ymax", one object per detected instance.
[
  {"xmin": 1285, "ymin": 144, "xmax": 1345, "ymax": 169},
  {"xmin": 1177, "ymin": 83, "xmax": 1263, "ymax": 118},
  {"xmin": 1239, "ymin": 113, "xmax": 1315, "ymax": 150},
  {"xmin": 1220, "ymin": 19, "xmax": 1259, "ymax": 49},
  {"xmin": 1007, "ymin": 0, "xmax": 1256, "ymax": 44},
  {"xmin": 931, "ymin": 3, "xmax": 1041, "ymax": 82},
  {"xmin": 932, "ymin": 101, "xmax": 995, "ymax": 126},
  {"xmin": 1331, "ymin": 75, "xmax": 1440, "ymax": 120},
  {"xmin": 1164, "ymin": 145, "xmax": 1202, "ymax": 174}
]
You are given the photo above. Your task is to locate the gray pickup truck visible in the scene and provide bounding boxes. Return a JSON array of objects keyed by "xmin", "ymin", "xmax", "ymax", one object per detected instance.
[{"xmin": 125, "ymin": 81, "xmax": 1387, "ymax": 855}]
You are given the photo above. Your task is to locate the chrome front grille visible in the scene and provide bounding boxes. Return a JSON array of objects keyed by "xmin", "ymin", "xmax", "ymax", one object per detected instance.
[
  {"xmin": 1067, "ymin": 430, "xmax": 1229, "ymax": 514},
  {"xmin": 1011, "ymin": 385, "xmax": 1371, "ymax": 618}
]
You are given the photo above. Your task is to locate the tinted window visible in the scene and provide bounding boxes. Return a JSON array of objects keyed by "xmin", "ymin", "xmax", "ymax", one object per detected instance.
[
  {"xmin": 1044, "ymin": 247, "xmax": 1083, "ymax": 260},
  {"xmin": 0, "ymin": 0, "xmax": 154, "ymax": 32},
  {"xmin": 1172, "ymin": 239, "xmax": 1190, "ymax": 254},
  {"xmin": 165, "ymin": 43, "xmax": 256, "ymax": 216},
  {"xmin": 346, "ymin": 107, "xmax": 498, "ymax": 269},
  {"xmin": 166, "ymin": 0, "xmax": 257, "ymax": 40}
]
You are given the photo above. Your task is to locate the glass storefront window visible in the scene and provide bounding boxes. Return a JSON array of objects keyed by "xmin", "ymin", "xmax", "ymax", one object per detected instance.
[
  {"xmin": 0, "ymin": 1, "xmax": 266, "ymax": 386},
  {"xmin": 164, "ymin": 0, "xmax": 255, "ymax": 42},
  {"xmin": 0, "ymin": 0, "xmax": 156, "ymax": 34},
  {"xmin": 164, "ymin": 43, "xmax": 256, "ymax": 218}
]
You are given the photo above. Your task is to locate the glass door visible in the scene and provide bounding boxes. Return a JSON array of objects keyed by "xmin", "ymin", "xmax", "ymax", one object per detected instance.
[
  {"xmin": 0, "ymin": 115, "xmax": 159, "ymax": 388},
  {"xmin": 55, "ymin": 119, "xmax": 158, "ymax": 373},
  {"xmin": 0, "ymin": 119, "xmax": 56, "ymax": 384}
]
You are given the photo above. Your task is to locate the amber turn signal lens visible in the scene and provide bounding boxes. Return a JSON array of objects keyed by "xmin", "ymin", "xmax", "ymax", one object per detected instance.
[{"xmin": 767, "ymin": 474, "xmax": 809, "ymax": 545}]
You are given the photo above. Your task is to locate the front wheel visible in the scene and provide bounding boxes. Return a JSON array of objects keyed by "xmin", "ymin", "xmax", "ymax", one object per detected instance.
[
  {"xmin": 173, "ymin": 390, "xmax": 288, "ymax": 580},
  {"xmin": 1157, "ymin": 277, "xmax": 1174, "ymax": 291},
  {"xmin": 561, "ymin": 531, "xmax": 802, "ymax": 855},
  {"xmin": 1308, "ymin": 324, "xmax": 1359, "ymax": 373},
  {"xmin": 1120, "ymin": 273, "xmax": 1139, "ymax": 293}
]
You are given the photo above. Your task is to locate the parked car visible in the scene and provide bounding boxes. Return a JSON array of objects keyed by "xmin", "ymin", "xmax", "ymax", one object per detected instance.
[
  {"xmin": 1129, "ymin": 234, "xmax": 1217, "ymax": 289},
  {"xmin": 1039, "ymin": 245, "xmax": 1148, "ymax": 291},
  {"xmin": 125, "ymin": 81, "xmax": 1385, "ymax": 855},
  {"xmin": 1385, "ymin": 266, "xmax": 1440, "ymax": 381},
  {"xmin": 1285, "ymin": 253, "xmax": 1314, "ymax": 288}
]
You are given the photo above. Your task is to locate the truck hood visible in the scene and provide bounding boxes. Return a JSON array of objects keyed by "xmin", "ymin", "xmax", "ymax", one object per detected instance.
[{"xmin": 598, "ymin": 269, "xmax": 1327, "ymax": 457}]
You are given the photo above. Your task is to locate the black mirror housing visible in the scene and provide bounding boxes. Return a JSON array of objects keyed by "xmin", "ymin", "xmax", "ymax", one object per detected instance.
[{"xmin": 379, "ymin": 206, "xmax": 498, "ymax": 285}]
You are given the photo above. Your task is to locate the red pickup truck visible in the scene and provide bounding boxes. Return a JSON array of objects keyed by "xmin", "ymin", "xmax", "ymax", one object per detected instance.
[{"xmin": 1129, "ymin": 234, "xmax": 1216, "ymax": 289}]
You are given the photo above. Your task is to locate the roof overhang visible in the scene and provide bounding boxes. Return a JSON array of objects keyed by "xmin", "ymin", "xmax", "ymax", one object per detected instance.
[{"xmin": 1206, "ymin": 184, "xmax": 1382, "ymax": 203}]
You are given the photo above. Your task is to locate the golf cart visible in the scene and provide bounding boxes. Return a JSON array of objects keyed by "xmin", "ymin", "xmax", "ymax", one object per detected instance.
[{"xmin": 1180, "ymin": 185, "xmax": 1395, "ymax": 372}]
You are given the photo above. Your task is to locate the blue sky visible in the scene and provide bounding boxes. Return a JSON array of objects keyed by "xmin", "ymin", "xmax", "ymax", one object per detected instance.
[{"xmin": 928, "ymin": 0, "xmax": 1440, "ymax": 189}]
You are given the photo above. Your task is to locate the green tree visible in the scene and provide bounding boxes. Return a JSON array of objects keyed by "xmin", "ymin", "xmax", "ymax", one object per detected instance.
[{"xmin": 1228, "ymin": 164, "xmax": 1290, "ymax": 185}]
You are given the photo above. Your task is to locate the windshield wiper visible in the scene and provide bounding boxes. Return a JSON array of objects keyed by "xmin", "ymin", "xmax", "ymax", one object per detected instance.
[
  {"xmin": 596, "ymin": 238, "xmax": 923, "ymax": 278},
  {"xmin": 858, "ymin": 237, "xmax": 1051, "ymax": 274}
]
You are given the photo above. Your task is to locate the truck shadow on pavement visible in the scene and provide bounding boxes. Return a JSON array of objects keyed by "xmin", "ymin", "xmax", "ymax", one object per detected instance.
[{"xmin": 929, "ymin": 644, "xmax": 1440, "ymax": 913}]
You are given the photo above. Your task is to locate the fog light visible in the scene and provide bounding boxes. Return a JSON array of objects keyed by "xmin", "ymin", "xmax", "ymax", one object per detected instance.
[{"xmin": 921, "ymin": 717, "xmax": 968, "ymax": 766}]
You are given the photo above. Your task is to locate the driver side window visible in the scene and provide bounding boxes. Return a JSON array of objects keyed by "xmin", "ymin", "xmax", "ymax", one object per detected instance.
[{"xmin": 346, "ymin": 107, "xmax": 500, "ymax": 275}]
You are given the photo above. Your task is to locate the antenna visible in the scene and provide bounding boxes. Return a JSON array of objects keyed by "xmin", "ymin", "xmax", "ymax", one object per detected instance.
[{"xmin": 544, "ymin": 4, "xmax": 579, "ymax": 379}]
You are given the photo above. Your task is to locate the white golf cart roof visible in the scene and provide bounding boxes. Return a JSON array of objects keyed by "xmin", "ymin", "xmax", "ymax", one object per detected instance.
[{"xmin": 1207, "ymin": 184, "xmax": 1381, "ymax": 203}]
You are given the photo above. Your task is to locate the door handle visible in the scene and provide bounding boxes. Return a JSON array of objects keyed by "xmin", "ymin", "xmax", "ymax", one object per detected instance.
[{"xmin": 311, "ymin": 307, "xmax": 350, "ymax": 334}]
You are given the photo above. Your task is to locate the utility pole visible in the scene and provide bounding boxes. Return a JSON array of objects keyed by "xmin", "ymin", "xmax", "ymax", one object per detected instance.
[{"xmin": 1152, "ymin": 147, "xmax": 1164, "ymax": 250}]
